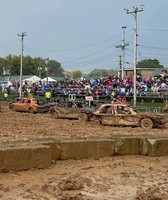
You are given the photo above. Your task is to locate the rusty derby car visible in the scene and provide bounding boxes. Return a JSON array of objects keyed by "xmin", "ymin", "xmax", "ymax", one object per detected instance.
[
  {"xmin": 50, "ymin": 100, "xmax": 94, "ymax": 121},
  {"xmin": 92, "ymin": 102, "xmax": 166, "ymax": 129},
  {"xmin": 9, "ymin": 97, "xmax": 51, "ymax": 114}
]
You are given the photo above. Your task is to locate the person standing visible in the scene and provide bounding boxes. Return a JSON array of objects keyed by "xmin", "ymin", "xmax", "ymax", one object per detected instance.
[
  {"xmin": 4, "ymin": 91, "xmax": 8, "ymax": 101},
  {"xmin": 45, "ymin": 90, "xmax": 52, "ymax": 104}
]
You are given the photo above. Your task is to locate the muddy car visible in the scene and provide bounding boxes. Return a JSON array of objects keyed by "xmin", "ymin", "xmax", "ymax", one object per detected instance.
[
  {"xmin": 10, "ymin": 97, "xmax": 51, "ymax": 114},
  {"xmin": 162, "ymin": 103, "xmax": 168, "ymax": 112},
  {"xmin": 50, "ymin": 100, "xmax": 94, "ymax": 121},
  {"xmin": 93, "ymin": 102, "xmax": 166, "ymax": 129},
  {"xmin": 9, "ymin": 97, "xmax": 22, "ymax": 109}
]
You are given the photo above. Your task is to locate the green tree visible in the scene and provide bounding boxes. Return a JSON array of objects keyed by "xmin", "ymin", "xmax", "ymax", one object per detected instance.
[
  {"xmin": 89, "ymin": 69, "xmax": 117, "ymax": 77},
  {"xmin": 137, "ymin": 59, "xmax": 164, "ymax": 69},
  {"xmin": 70, "ymin": 70, "xmax": 83, "ymax": 79},
  {"xmin": 48, "ymin": 60, "xmax": 64, "ymax": 77},
  {"xmin": 0, "ymin": 54, "xmax": 64, "ymax": 77}
]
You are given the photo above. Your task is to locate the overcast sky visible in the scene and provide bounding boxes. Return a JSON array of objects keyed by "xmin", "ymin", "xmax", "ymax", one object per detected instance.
[{"xmin": 1, "ymin": 0, "xmax": 168, "ymax": 73}]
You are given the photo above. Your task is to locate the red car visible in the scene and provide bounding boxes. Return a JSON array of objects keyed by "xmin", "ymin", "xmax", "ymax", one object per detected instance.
[{"xmin": 9, "ymin": 97, "xmax": 51, "ymax": 114}]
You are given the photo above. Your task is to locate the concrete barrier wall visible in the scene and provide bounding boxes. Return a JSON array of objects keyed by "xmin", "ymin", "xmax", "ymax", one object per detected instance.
[
  {"xmin": 114, "ymin": 138, "xmax": 140, "ymax": 155},
  {"xmin": 60, "ymin": 139, "xmax": 115, "ymax": 160},
  {"xmin": 0, "ymin": 137, "xmax": 167, "ymax": 172},
  {"xmin": 0, "ymin": 145, "xmax": 51, "ymax": 172}
]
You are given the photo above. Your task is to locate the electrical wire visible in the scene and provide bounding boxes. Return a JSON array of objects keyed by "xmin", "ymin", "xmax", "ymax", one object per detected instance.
[
  {"xmin": 61, "ymin": 42, "xmax": 120, "ymax": 64},
  {"xmin": 63, "ymin": 50, "xmax": 120, "ymax": 68},
  {"xmin": 139, "ymin": 28, "xmax": 168, "ymax": 32},
  {"xmin": 24, "ymin": 33, "xmax": 123, "ymax": 53}
]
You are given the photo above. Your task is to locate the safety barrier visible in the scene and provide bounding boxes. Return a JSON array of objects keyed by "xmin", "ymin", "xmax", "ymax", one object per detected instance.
[{"xmin": 0, "ymin": 137, "xmax": 168, "ymax": 172}]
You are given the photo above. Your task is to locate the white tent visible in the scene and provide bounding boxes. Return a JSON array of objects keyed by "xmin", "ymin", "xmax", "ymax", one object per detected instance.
[
  {"xmin": 42, "ymin": 77, "xmax": 57, "ymax": 82},
  {"xmin": 22, "ymin": 75, "xmax": 41, "ymax": 82}
]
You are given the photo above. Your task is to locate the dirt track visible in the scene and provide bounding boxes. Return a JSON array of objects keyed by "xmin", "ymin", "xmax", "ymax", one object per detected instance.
[
  {"xmin": 1, "ymin": 106, "xmax": 168, "ymax": 142},
  {"xmin": 0, "ymin": 105, "xmax": 168, "ymax": 199}
]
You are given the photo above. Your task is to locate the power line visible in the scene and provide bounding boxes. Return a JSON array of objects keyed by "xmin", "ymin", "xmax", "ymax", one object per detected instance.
[
  {"xmin": 24, "ymin": 34, "xmax": 123, "ymax": 53},
  {"xmin": 64, "ymin": 50, "xmax": 120, "ymax": 68},
  {"xmin": 139, "ymin": 44, "xmax": 168, "ymax": 51},
  {"xmin": 61, "ymin": 43, "xmax": 120, "ymax": 64},
  {"xmin": 139, "ymin": 28, "xmax": 168, "ymax": 32}
]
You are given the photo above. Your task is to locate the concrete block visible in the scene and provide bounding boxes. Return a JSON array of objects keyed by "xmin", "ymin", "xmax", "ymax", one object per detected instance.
[
  {"xmin": 60, "ymin": 139, "xmax": 115, "ymax": 160},
  {"xmin": 140, "ymin": 138, "xmax": 148, "ymax": 156},
  {"xmin": 0, "ymin": 145, "xmax": 51, "ymax": 172},
  {"xmin": 147, "ymin": 138, "xmax": 168, "ymax": 156},
  {"xmin": 114, "ymin": 137, "xmax": 140, "ymax": 155},
  {"xmin": 30, "ymin": 138, "xmax": 62, "ymax": 160}
]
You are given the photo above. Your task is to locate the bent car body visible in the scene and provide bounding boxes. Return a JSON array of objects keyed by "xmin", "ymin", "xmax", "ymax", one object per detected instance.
[
  {"xmin": 50, "ymin": 100, "xmax": 94, "ymax": 121},
  {"xmin": 10, "ymin": 97, "xmax": 51, "ymax": 114},
  {"xmin": 93, "ymin": 103, "xmax": 166, "ymax": 129}
]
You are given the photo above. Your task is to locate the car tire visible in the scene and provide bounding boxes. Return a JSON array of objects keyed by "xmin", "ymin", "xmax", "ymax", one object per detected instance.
[
  {"xmin": 140, "ymin": 118, "xmax": 153, "ymax": 129},
  {"xmin": 98, "ymin": 117, "xmax": 102, "ymax": 124},
  {"xmin": 29, "ymin": 108, "xmax": 35, "ymax": 114},
  {"xmin": 51, "ymin": 111, "xmax": 59, "ymax": 119},
  {"xmin": 78, "ymin": 113, "xmax": 88, "ymax": 122},
  {"xmin": 11, "ymin": 106, "xmax": 16, "ymax": 112}
]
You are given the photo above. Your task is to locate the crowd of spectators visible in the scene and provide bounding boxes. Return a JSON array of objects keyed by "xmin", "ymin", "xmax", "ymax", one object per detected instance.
[{"xmin": 2, "ymin": 70, "xmax": 168, "ymax": 100}]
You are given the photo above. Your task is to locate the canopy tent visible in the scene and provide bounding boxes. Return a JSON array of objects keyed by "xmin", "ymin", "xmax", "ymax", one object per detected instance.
[
  {"xmin": 42, "ymin": 77, "xmax": 57, "ymax": 82},
  {"xmin": 22, "ymin": 75, "xmax": 41, "ymax": 82}
]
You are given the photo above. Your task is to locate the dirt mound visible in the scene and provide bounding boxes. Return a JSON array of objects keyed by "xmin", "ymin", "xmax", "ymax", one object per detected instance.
[{"xmin": 136, "ymin": 186, "xmax": 168, "ymax": 200}]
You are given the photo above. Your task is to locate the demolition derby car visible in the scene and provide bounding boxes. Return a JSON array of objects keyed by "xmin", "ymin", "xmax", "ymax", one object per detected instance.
[
  {"xmin": 9, "ymin": 97, "xmax": 51, "ymax": 114},
  {"xmin": 162, "ymin": 103, "xmax": 168, "ymax": 112},
  {"xmin": 93, "ymin": 101, "xmax": 166, "ymax": 129},
  {"xmin": 50, "ymin": 100, "xmax": 94, "ymax": 121}
]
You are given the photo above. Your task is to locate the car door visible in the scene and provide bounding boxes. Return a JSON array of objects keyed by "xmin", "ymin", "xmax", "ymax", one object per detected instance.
[
  {"xmin": 63, "ymin": 102, "xmax": 79, "ymax": 119},
  {"xmin": 99, "ymin": 105, "xmax": 136, "ymax": 126},
  {"xmin": 24, "ymin": 99, "xmax": 32, "ymax": 112},
  {"xmin": 14, "ymin": 99, "xmax": 26, "ymax": 111},
  {"xmin": 113, "ymin": 106, "xmax": 138, "ymax": 126}
]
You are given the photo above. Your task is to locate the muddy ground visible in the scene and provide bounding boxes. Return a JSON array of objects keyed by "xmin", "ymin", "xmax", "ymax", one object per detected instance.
[{"xmin": 0, "ymin": 105, "xmax": 168, "ymax": 199}]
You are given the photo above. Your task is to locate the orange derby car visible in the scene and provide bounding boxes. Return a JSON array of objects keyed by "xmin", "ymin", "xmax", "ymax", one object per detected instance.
[{"xmin": 10, "ymin": 97, "xmax": 51, "ymax": 114}]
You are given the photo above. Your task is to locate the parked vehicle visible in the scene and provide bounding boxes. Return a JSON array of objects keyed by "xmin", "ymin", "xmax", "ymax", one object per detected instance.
[
  {"xmin": 93, "ymin": 101, "xmax": 166, "ymax": 129},
  {"xmin": 9, "ymin": 97, "xmax": 51, "ymax": 114},
  {"xmin": 50, "ymin": 100, "xmax": 94, "ymax": 121}
]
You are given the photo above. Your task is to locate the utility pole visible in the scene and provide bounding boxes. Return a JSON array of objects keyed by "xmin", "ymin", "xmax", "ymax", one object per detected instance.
[
  {"xmin": 17, "ymin": 32, "xmax": 26, "ymax": 98},
  {"xmin": 125, "ymin": 5, "xmax": 144, "ymax": 107},
  {"xmin": 45, "ymin": 57, "xmax": 49, "ymax": 85},
  {"xmin": 116, "ymin": 26, "xmax": 129, "ymax": 80},
  {"xmin": 118, "ymin": 55, "xmax": 122, "ymax": 78}
]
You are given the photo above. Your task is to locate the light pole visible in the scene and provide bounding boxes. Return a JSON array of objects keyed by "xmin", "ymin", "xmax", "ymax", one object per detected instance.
[
  {"xmin": 125, "ymin": 5, "xmax": 144, "ymax": 107},
  {"xmin": 45, "ymin": 57, "xmax": 49, "ymax": 85},
  {"xmin": 38, "ymin": 66, "xmax": 42, "ymax": 78},
  {"xmin": 17, "ymin": 32, "xmax": 26, "ymax": 97}
]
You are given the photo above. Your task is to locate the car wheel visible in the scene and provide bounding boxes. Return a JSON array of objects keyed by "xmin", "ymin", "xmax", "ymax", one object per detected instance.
[
  {"xmin": 29, "ymin": 108, "xmax": 35, "ymax": 114},
  {"xmin": 12, "ymin": 106, "xmax": 16, "ymax": 112},
  {"xmin": 98, "ymin": 117, "xmax": 102, "ymax": 124},
  {"xmin": 51, "ymin": 111, "xmax": 59, "ymax": 119},
  {"xmin": 78, "ymin": 113, "xmax": 88, "ymax": 122},
  {"xmin": 140, "ymin": 118, "xmax": 153, "ymax": 129}
]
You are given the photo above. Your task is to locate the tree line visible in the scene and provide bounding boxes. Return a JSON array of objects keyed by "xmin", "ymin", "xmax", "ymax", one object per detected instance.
[
  {"xmin": 0, "ymin": 54, "xmax": 64, "ymax": 78},
  {"xmin": 0, "ymin": 54, "xmax": 165, "ymax": 79}
]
